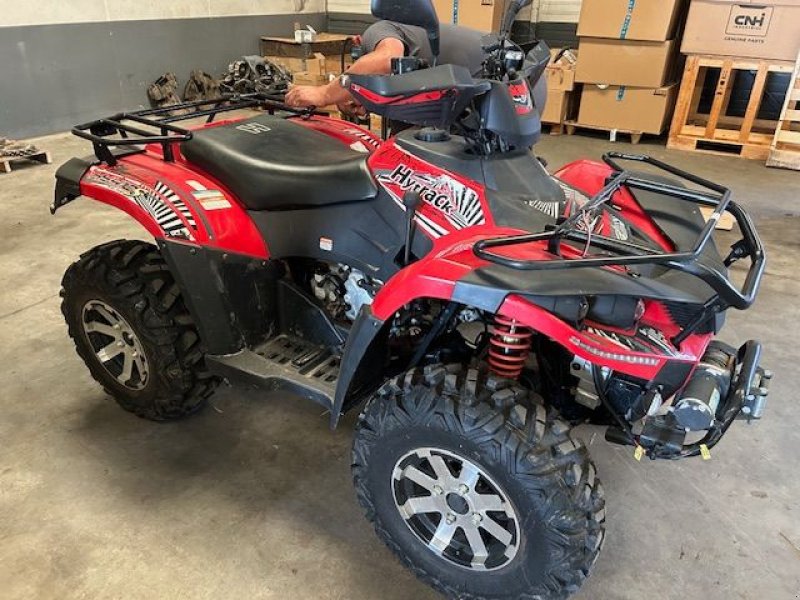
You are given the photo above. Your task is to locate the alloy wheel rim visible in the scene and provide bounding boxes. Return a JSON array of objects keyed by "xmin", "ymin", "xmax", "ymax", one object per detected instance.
[
  {"xmin": 392, "ymin": 447, "xmax": 520, "ymax": 571},
  {"xmin": 81, "ymin": 300, "xmax": 149, "ymax": 390}
]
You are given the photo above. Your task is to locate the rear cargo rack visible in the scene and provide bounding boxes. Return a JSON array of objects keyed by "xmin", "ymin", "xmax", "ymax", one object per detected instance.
[
  {"xmin": 473, "ymin": 153, "xmax": 766, "ymax": 344},
  {"xmin": 72, "ymin": 93, "xmax": 314, "ymax": 166}
]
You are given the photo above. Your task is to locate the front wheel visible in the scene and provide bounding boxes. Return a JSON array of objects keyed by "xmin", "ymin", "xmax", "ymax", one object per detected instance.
[{"xmin": 352, "ymin": 364, "xmax": 605, "ymax": 600}]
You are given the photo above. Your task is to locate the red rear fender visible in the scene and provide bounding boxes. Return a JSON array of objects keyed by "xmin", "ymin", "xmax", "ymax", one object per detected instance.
[{"xmin": 76, "ymin": 153, "xmax": 268, "ymax": 258}]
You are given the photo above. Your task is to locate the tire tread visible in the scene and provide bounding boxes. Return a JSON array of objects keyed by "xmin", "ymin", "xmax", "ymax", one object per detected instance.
[
  {"xmin": 61, "ymin": 240, "xmax": 218, "ymax": 420},
  {"xmin": 352, "ymin": 364, "xmax": 605, "ymax": 600}
]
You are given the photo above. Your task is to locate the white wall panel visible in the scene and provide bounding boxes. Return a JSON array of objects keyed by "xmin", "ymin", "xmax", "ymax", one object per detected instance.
[
  {"xmin": 1, "ymin": 0, "xmax": 326, "ymax": 28},
  {"xmin": 327, "ymin": 0, "xmax": 372, "ymax": 14}
]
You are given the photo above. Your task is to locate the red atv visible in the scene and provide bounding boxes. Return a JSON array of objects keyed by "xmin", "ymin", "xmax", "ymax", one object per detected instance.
[{"xmin": 52, "ymin": 0, "xmax": 770, "ymax": 597}]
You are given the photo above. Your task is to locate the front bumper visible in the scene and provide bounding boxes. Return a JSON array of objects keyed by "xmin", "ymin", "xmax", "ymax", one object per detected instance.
[{"xmin": 662, "ymin": 340, "xmax": 770, "ymax": 459}]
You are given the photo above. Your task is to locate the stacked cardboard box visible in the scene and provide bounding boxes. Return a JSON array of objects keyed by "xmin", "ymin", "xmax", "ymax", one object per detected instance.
[
  {"xmin": 681, "ymin": 0, "xmax": 800, "ymax": 61},
  {"xmin": 262, "ymin": 31, "xmax": 354, "ymax": 85},
  {"xmin": 666, "ymin": 1, "xmax": 800, "ymax": 161},
  {"xmin": 574, "ymin": 0, "xmax": 687, "ymax": 134},
  {"xmin": 267, "ymin": 53, "xmax": 335, "ymax": 86},
  {"xmin": 432, "ymin": 0, "xmax": 505, "ymax": 32},
  {"xmin": 541, "ymin": 50, "xmax": 578, "ymax": 128},
  {"xmin": 260, "ymin": 32, "xmax": 353, "ymax": 62}
]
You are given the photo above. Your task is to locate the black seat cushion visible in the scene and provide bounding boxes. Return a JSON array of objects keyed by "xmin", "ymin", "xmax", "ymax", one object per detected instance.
[{"xmin": 181, "ymin": 114, "xmax": 377, "ymax": 211}]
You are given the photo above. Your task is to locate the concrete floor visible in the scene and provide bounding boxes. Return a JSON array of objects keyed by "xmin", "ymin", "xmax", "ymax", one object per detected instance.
[{"xmin": 1, "ymin": 128, "xmax": 799, "ymax": 600}]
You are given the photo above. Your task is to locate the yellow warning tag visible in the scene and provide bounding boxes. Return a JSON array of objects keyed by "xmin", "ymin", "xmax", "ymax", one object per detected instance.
[
  {"xmin": 700, "ymin": 444, "xmax": 711, "ymax": 460},
  {"xmin": 634, "ymin": 445, "xmax": 644, "ymax": 461}
]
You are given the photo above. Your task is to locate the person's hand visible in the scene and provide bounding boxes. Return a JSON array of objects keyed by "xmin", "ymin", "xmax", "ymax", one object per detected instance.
[
  {"xmin": 285, "ymin": 84, "xmax": 329, "ymax": 108},
  {"xmin": 337, "ymin": 99, "xmax": 367, "ymax": 119}
]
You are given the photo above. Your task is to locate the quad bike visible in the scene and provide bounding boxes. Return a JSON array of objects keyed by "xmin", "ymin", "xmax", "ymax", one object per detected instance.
[{"xmin": 52, "ymin": 0, "xmax": 771, "ymax": 597}]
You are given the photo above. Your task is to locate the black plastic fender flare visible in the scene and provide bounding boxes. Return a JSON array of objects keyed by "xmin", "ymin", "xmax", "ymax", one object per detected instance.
[{"xmin": 330, "ymin": 306, "xmax": 385, "ymax": 429}]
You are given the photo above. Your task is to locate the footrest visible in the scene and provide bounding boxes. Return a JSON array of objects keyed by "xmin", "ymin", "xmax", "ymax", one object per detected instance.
[{"xmin": 206, "ymin": 335, "xmax": 340, "ymax": 409}]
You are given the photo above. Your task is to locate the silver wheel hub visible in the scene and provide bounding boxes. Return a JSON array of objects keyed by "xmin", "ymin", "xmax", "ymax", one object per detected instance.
[
  {"xmin": 392, "ymin": 447, "xmax": 520, "ymax": 571},
  {"xmin": 81, "ymin": 300, "xmax": 149, "ymax": 390}
]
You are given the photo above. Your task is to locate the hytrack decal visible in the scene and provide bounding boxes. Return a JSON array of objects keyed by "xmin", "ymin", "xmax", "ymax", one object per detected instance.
[
  {"xmin": 377, "ymin": 164, "xmax": 485, "ymax": 232},
  {"xmin": 85, "ymin": 170, "xmax": 196, "ymax": 240}
]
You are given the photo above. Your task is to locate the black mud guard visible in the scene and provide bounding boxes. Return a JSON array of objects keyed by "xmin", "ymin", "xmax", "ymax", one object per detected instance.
[
  {"xmin": 330, "ymin": 306, "xmax": 385, "ymax": 429},
  {"xmin": 52, "ymin": 157, "xmax": 93, "ymax": 214}
]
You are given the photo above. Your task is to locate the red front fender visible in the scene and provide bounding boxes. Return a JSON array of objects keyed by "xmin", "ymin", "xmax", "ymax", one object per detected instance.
[{"xmin": 369, "ymin": 227, "xmax": 709, "ymax": 382}]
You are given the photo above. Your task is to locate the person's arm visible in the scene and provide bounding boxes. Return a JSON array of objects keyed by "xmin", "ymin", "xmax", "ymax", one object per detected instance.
[{"xmin": 285, "ymin": 37, "xmax": 405, "ymax": 108}]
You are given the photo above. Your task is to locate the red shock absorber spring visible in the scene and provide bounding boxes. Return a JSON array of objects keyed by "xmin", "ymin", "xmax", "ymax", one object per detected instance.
[{"xmin": 487, "ymin": 315, "xmax": 533, "ymax": 379}]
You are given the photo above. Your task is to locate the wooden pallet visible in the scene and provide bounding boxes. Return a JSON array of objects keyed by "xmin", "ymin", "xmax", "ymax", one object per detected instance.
[
  {"xmin": 542, "ymin": 122, "xmax": 566, "ymax": 136},
  {"xmin": 668, "ymin": 55, "xmax": 795, "ymax": 160},
  {"xmin": 1, "ymin": 150, "xmax": 51, "ymax": 174},
  {"xmin": 564, "ymin": 121, "xmax": 644, "ymax": 144},
  {"xmin": 766, "ymin": 51, "xmax": 800, "ymax": 170}
]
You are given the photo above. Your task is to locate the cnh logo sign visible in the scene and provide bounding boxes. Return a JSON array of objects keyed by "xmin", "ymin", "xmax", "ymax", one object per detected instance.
[
  {"xmin": 735, "ymin": 12, "xmax": 766, "ymax": 26},
  {"xmin": 726, "ymin": 5, "xmax": 773, "ymax": 36}
]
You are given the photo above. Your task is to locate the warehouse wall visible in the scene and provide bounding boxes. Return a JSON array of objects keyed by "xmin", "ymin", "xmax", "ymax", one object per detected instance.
[{"xmin": 0, "ymin": 0, "xmax": 326, "ymax": 138}]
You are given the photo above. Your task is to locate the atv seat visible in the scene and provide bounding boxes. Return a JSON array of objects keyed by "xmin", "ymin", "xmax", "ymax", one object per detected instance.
[{"xmin": 181, "ymin": 114, "xmax": 377, "ymax": 211}]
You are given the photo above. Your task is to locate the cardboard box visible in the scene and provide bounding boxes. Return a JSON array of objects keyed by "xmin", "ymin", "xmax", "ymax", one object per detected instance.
[
  {"xmin": 260, "ymin": 33, "xmax": 352, "ymax": 60},
  {"xmin": 292, "ymin": 72, "xmax": 330, "ymax": 86},
  {"xmin": 541, "ymin": 89, "xmax": 574, "ymax": 124},
  {"xmin": 268, "ymin": 52, "xmax": 350, "ymax": 78},
  {"xmin": 577, "ymin": 0, "xmax": 687, "ymax": 41},
  {"xmin": 575, "ymin": 38, "xmax": 679, "ymax": 87},
  {"xmin": 433, "ymin": 0, "xmax": 505, "ymax": 32},
  {"xmin": 546, "ymin": 67, "xmax": 576, "ymax": 92},
  {"xmin": 578, "ymin": 84, "xmax": 679, "ymax": 134},
  {"xmin": 545, "ymin": 51, "xmax": 577, "ymax": 92},
  {"xmin": 681, "ymin": 0, "xmax": 800, "ymax": 61}
]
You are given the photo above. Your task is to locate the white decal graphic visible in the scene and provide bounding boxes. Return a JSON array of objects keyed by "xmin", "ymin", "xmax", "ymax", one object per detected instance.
[
  {"xmin": 349, "ymin": 141, "xmax": 370, "ymax": 153},
  {"xmin": 610, "ymin": 215, "xmax": 630, "ymax": 241},
  {"xmin": 343, "ymin": 127, "xmax": 380, "ymax": 149},
  {"xmin": 192, "ymin": 189, "xmax": 231, "ymax": 210},
  {"xmin": 85, "ymin": 171, "xmax": 196, "ymax": 240},
  {"xmin": 525, "ymin": 199, "xmax": 560, "ymax": 218},
  {"xmin": 236, "ymin": 122, "xmax": 272, "ymax": 135},
  {"xmin": 586, "ymin": 325, "xmax": 676, "ymax": 357}
]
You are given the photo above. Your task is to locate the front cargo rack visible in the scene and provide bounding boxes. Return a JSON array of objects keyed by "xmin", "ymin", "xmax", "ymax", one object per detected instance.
[
  {"xmin": 473, "ymin": 153, "xmax": 766, "ymax": 344},
  {"xmin": 72, "ymin": 92, "xmax": 315, "ymax": 166}
]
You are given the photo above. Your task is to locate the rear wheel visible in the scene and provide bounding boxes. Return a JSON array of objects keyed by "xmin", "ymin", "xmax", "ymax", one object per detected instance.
[
  {"xmin": 352, "ymin": 364, "xmax": 605, "ymax": 600},
  {"xmin": 61, "ymin": 240, "xmax": 218, "ymax": 420}
]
